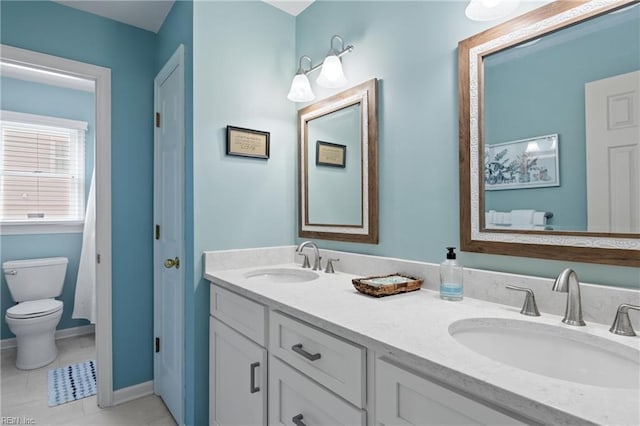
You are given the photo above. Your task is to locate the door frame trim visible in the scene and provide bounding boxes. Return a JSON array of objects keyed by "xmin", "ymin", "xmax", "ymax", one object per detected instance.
[
  {"xmin": 1, "ymin": 44, "xmax": 113, "ymax": 407},
  {"xmin": 153, "ymin": 44, "xmax": 185, "ymax": 423}
]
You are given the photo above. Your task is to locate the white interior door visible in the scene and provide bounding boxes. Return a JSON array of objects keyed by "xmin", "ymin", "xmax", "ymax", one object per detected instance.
[
  {"xmin": 585, "ymin": 70, "xmax": 640, "ymax": 233},
  {"xmin": 153, "ymin": 44, "xmax": 185, "ymax": 423}
]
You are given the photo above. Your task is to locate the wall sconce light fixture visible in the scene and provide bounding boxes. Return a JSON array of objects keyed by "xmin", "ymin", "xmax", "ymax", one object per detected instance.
[
  {"xmin": 287, "ymin": 56, "xmax": 315, "ymax": 102},
  {"xmin": 465, "ymin": 0, "xmax": 519, "ymax": 21},
  {"xmin": 287, "ymin": 35, "xmax": 354, "ymax": 102}
]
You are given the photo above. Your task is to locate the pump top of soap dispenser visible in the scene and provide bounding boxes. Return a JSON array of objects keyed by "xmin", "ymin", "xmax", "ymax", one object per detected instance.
[{"xmin": 446, "ymin": 247, "xmax": 457, "ymax": 260}]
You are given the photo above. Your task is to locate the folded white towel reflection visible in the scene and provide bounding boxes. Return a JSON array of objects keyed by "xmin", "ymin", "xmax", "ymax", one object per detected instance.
[
  {"xmin": 486, "ymin": 209, "xmax": 553, "ymax": 230},
  {"xmin": 511, "ymin": 209, "xmax": 535, "ymax": 226},
  {"xmin": 494, "ymin": 212, "xmax": 510, "ymax": 224},
  {"xmin": 532, "ymin": 211, "xmax": 546, "ymax": 225}
]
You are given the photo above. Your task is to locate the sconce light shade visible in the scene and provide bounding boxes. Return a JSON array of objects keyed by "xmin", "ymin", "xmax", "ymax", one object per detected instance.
[
  {"xmin": 465, "ymin": 0, "xmax": 519, "ymax": 21},
  {"xmin": 287, "ymin": 36, "xmax": 353, "ymax": 102},
  {"xmin": 316, "ymin": 55, "xmax": 348, "ymax": 89},
  {"xmin": 287, "ymin": 73, "xmax": 315, "ymax": 102}
]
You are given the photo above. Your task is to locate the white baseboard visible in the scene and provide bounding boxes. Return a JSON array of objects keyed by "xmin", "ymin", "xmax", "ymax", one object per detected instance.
[
  {"xmin": 112, "ymin": 380, "xmax": 154, "ymax": 406},
  {"xmin": 56, "ymin": 324, "xmax": 95, "ymax": 340},
  {"xmin": 1, "ymin": 323, "xmax": 95, "ymax": 350}
]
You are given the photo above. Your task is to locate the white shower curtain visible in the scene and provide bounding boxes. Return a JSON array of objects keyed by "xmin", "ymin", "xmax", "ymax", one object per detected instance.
[{"xmin": 73, "ymin": 170, "xmax": 96, "ymax": 324}]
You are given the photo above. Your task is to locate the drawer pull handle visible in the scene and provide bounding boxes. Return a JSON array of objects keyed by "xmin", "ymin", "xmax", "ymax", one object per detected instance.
[
  {"xmin": 249, "ymin": 362, "xmax": 260, "ymax": 393},
  {"xmin": 292, "ymin": 414, "xmax": 306, "ymax": 426},
  {"xmin": 291, "ymin": 343, "xmax": 321, "ymax": 361}
]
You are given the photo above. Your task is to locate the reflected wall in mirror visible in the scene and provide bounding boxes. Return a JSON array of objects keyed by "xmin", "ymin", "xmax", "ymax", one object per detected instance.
[
  {"xmin": 308, "ymin": 103, "xmax": 361, "ymax": 225},
  {"xmin": 459, "ymin": 0, "xmax": 639, "ymax": 266},
  {"xmin": 299, "ymin": 79, "xmax": 378, "ymax": 243}
]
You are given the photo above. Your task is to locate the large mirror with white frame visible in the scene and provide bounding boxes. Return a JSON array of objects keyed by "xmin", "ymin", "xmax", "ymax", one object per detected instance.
[
  {"xmin": 459, "ymin": 0, "xmax": 639, "ymax": 266},
  {"xmin": 298, "ymin": 79, "xmax": 378, "ymax": 243}
]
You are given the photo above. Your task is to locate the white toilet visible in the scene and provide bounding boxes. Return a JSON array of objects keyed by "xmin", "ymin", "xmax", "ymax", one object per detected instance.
[{"xmin": 3, "ymin": 257, "xmax": 68, "ymax": 370}]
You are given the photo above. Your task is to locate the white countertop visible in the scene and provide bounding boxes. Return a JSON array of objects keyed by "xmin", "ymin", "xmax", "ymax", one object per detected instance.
[{"xmin": 205, "ymin": 263, "xmax": 640, "ymax": 426}]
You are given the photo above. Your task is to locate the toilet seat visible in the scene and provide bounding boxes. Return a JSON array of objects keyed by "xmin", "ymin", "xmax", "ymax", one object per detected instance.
[{"xmin": 6, "ymin": 299, "xmax": 63, "ymax": 319}]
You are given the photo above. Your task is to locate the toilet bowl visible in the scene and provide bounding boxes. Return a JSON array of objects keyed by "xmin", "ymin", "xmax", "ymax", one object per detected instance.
[
  {"xmin": 6, "ymin": 300, "xmax": 63, "ymax": 369},
  {"xmin": 3, "ymin": 257, "xmax": 68, "ymax": 370}
]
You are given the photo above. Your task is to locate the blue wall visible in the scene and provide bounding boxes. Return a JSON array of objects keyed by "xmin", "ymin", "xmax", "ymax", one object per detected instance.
[
  {"xmin": 294, "ymin": 1, "xmax": 639, "ymax": 287},
  {"xmin": 0, "ymin": 76, "xmax": 95, "ymax": 339},
  {"xmin": 193, "ymin": 1, "xmax": 296, "ymax": 423},
  {"xmin": 484, "ymin": 6, "xmax": 640, "ymax": 231},
  {"xmin": 0, "ymin": 0, "xmax": 156, "ymax": 390},
  {"xmin": 155, "ymin": 0, "xmax": 193, "ymax": 424}
]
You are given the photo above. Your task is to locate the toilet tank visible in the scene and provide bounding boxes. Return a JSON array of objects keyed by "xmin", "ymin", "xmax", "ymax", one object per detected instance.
[{"xmin": 3, "ymin": 257, "xmax": 68, "ymax": 302}]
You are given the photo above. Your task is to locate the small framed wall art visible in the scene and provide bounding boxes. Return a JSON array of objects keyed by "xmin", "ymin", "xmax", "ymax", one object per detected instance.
[
  {"xmin": 226, "ymin": 126, "xmax": 270, "ymax": 159},
  {"xmin": 316, "ymin": 141, "xmax": 346, "ymax": 168}
]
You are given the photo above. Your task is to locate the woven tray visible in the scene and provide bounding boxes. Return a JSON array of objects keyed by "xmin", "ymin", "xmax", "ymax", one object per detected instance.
[{"xmin": 352, "ymin": 274, "xmax": 424, "ymax": 297}]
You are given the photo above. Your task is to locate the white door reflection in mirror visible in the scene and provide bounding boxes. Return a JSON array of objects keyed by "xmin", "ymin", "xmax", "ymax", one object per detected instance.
[{"xmin": 586, "ymin": 70, "xmax": 640, "ymax": 233}]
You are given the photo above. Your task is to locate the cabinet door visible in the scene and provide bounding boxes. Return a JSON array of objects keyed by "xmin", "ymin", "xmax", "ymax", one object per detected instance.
[
  {"xmin": 376, "ymin": 358, "xmax": 524, "ymax": 426},
  {"xmin": 210, "ymin": 317, "xmax": 267, "ymax": 426}
]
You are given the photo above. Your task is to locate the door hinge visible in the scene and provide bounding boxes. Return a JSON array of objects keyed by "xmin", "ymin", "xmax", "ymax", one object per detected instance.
[
  {"xmin": 96, "ymin": 254, "xmax": 101, "ymax": 264},
  {"xmin": 155, "ymin": 112, "xmax": 160, "ymax": 128},
  {"xmin": 155, "ymin": 337, "xmax": 160, "ymax": 353},
  {"xmin": 155, "ymin": 224, "xmax": 160, "ymax": 240}
]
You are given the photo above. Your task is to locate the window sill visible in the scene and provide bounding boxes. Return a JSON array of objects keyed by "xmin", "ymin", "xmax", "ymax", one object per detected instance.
[{"xmin": 0, "ymin": 221, "xmax": 84, "ymax": 235}]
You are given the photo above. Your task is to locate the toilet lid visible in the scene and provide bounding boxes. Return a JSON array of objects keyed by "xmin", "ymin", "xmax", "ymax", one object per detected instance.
[{"xmin": 6, "ymin": 299, "xmax": 62, "ymax": 319}]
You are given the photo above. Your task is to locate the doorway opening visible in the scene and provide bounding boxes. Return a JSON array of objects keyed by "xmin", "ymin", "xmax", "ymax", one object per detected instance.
[{"xmin": 0, "ymin": 44, "xmax": 113, "ymax": 408}]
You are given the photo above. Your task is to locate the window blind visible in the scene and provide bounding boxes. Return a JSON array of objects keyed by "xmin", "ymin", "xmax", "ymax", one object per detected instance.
[{"xmin": 1, "ymin": 119, "xmax": 85, "ymax": 222}]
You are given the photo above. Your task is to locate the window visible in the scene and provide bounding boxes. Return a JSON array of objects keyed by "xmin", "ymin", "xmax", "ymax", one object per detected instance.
[{"xmin": 0, "ymin": 111, "xmax": 87, "ymax": 231}]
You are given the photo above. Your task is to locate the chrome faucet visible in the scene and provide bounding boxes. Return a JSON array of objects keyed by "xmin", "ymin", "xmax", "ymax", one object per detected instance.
[
  {"xmin": 296, "ymin": 241, "xmax": 321, "ymax": 271},
  {"xmin": 552, "ymin": 268, "xmax": 585, "ymax": 326}
]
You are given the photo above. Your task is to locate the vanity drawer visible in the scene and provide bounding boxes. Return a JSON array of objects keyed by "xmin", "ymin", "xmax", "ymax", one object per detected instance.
[
  {"xmin": 210, "ymin": 284, "xmax": 266, "ymax": 346},
  {"xmin": 376, "ymin": 357, "xmax": 525, "ymax": 426},
  {"xmin": 269, "ymin": 355, "xmax": 365, "ymax": 426},
  {"xmin": 269, "ymin": 311, "xmax": 366, "ymax": 408}
]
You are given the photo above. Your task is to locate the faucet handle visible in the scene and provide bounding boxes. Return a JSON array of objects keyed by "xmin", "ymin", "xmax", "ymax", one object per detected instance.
[
  {"xmin": 325, "ymin": 258, "xmax": 340, "ymax": 273},
  {"xmin": 609, "ymin": 304, "xmax": 640, "ymax": 336},
  {"xmin": 297, "ymin": 252, "xmax": 310, "ymax": 269},
  {"xmin": 506, "ymin": 285, "xmax": 541, "ymax": 316}
]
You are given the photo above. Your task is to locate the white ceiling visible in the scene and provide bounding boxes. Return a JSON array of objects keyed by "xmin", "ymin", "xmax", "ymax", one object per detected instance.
[
  {"xmin": 262, "ymin": 1, "xmax": 315, "ymax": 16},
  {"xmin": 54, "ymin": 0, "xmax": 175, "ymax": 33},
  {"xmin": 53, "ymin": 0, "xmax": 314, "ymax": 34}
]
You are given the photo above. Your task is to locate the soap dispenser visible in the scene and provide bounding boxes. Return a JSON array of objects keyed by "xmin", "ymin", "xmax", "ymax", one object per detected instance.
[{"xmin": 440, "ymin": 247, "xmax": 463, "ymax": 301}]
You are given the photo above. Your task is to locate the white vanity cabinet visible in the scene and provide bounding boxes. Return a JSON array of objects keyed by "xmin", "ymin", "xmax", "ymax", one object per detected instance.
[
  {"xmin": 375, "ymin": 358, "xmax": 525, "ymax": 426},
  {"xmin": 209, "ymin": 285, "xmax": 268, "ymax": 425},
  {"xmin": 209, "ymin": 282, "xmax": 525, "ymax": 426}
]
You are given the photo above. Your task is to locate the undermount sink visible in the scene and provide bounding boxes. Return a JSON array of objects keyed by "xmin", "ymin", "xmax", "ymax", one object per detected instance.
[
  {"xmin": 449, "ymin": 318, "xmax": 640, "ymax": 389},
  {"xmin": 243, "ymin": 268, "xmax": 319, "ymax": 283}
]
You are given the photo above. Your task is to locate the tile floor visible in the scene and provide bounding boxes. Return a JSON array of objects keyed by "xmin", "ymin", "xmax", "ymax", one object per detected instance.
[{"xmin": 1, "ymin": 334, "xmax": 176, "ymax": 425}]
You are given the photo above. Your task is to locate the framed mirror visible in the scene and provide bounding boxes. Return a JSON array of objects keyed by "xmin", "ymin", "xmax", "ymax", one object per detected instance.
[
  {"xmin": 459, "ymin": 0, "xmax": 639, "ymax": 266},
  {"xmin": 298, "ymin": 79, "xmax": 378, "ymax": 243}
]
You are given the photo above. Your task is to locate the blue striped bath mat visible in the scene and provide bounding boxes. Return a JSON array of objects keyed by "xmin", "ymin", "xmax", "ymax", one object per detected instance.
[{"xmin": 48, "ymin": 360, "xmax": 96, "ymax": 406}]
